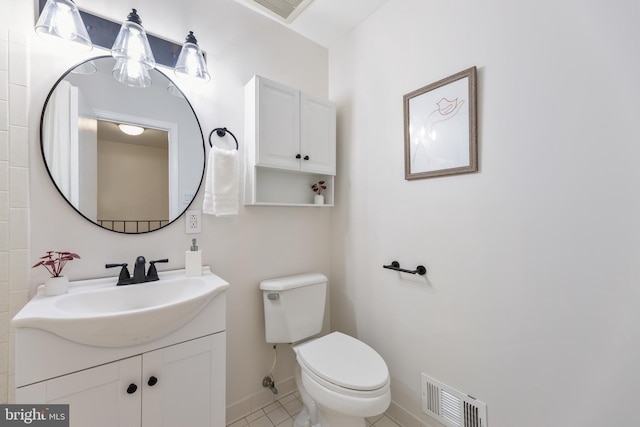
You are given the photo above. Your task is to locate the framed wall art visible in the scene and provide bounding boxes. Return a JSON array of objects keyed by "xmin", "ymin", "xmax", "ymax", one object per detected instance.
[{"xmin": 403, "ymin": 66, "xmax": 477, "ymax": 180}]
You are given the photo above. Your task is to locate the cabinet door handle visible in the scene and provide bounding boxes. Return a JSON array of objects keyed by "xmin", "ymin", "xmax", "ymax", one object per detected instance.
[
  {"xmin": 303, "ymin": 155, "xmax": 309, "ymax": 161},
  {"xmin": 295, "ymin": 154, "xmax": 301, "ymax": 159},
  {"xmin": 126, "ymin": 383, "xmax": 138, "ymax": 394},
  {"xmin": 147, "ymin": 376, "xmax": 158, "ymax": 387}
]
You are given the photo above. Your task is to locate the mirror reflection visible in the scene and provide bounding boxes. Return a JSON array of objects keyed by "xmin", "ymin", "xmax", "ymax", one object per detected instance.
[{"xmin": 41, "ymin": 56, "xmax": 205, "ymax": 233}]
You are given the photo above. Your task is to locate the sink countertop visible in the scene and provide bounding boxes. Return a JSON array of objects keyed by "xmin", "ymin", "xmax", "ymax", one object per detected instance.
[{"xmin": 12, "ymin": 266, "xmax": 229, "ymax": 347}]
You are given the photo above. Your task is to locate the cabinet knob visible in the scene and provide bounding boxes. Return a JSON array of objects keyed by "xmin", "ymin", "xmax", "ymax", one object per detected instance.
[
  {"xmin": 126, "ymin": 383, "xmax": 138, "ymax": 394},
  {"xmin": 295, "ymin": 154, "xmax": 301, "ymax": 159},
  {"xmin": 147, "ymin": 376, "xmax": 158, "ymax": 387},
  {"xmin": 303, "ymin": 155, "xmax": 310, "ymax": 161}
]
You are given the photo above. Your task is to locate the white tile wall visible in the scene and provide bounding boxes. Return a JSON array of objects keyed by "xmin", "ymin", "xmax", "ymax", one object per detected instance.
[
  {"xmin": 0, "ymin": 130, "xmax": 8, "ymax": 160},
  {"xmin": 0, "ymin": 27, "xmax": 30, "ymax": 404}
]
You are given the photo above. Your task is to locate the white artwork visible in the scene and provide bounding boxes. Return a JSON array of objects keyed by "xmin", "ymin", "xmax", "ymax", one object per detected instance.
[{"xmin": 404, "ymin": 67, "xmax": 477, "ymax": 179}]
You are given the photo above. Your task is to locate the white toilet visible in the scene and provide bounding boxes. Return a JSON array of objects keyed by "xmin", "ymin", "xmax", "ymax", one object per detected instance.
[{"xmin": 260, "ymin": 273, "xmax": 391, "ymax": 427}]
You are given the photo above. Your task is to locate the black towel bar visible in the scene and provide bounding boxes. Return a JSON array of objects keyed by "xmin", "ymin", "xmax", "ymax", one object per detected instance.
[
  {"xmin": 383, "ymin": 261, "xmax": 427, "ymax": 275},
  {"xmin": 209, "ymin": 127, "xmax": 239, "ymax": 150}
]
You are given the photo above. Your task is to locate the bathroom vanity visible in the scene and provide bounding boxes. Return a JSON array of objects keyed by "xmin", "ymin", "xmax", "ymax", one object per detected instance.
[{"xmin": 12, "ymin": 268, "xmax": 228, "ymax": 427}]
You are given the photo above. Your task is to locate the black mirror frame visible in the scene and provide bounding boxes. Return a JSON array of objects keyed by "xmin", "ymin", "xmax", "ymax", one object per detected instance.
[{"xmin": 40, "ymin": 55, "xmax": 206, "ymax": 234}]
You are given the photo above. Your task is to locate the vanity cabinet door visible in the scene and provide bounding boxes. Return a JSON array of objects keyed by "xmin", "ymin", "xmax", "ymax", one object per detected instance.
[
  {"xmin": 141, "ymin": 333, "xmax": 226, "ymax": 427},
  {"xmin": 255, "ymin": 76, "xmax": 301, "ymax": 170},
  {"xmin": 16, "ymin": 356, "xmax": 141, "ymax": 427}
]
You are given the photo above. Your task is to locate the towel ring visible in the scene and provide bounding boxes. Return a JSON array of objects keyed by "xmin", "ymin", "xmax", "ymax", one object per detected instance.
[{"xmin": 209, "ymin": 127, "xmax": 239, "ymax": 150}]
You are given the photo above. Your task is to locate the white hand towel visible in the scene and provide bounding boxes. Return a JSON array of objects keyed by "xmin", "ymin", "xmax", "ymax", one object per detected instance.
[{"xmin": 203, "ymin": 146, "xmax": 239, "ymax": 216}]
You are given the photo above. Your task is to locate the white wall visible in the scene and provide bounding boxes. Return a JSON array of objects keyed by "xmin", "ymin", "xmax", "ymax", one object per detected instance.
[
  {"xmin": 4, "ymin": 0, "xmax": 331, "ymax": 417},
  {"xmin": 329, "ymin": 1, "xmax": 640, "ymax": 426}
]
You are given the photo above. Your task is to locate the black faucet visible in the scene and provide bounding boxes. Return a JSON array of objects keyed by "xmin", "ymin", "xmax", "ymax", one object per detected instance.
[
  {"xmin": 133, "ymin": 256, "xmax": 146, "ymax": 283},
  {"xmin": 106, "ymin": 257, "xmax": 169, "ymax": 286}
]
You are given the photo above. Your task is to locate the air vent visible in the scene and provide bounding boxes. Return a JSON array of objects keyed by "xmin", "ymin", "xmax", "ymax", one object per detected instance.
[
  {"xmin": 249, "ymin": 0, "xmax": 314, "ymax": 22},
  {"xmin": 421, "ymin": 374, "xmax": 488, "ymax": 427}
]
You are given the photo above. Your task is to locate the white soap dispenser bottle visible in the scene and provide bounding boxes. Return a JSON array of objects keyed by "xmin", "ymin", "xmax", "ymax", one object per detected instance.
[{"xmin": 185, "ymin": 238, "xmax": 202, "ymax": 276}]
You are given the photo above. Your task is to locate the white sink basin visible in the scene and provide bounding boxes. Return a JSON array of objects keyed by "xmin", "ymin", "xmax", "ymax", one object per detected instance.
[{"xmin": 12, "ymin": 267, "xmax": 229, "ymax": 347}]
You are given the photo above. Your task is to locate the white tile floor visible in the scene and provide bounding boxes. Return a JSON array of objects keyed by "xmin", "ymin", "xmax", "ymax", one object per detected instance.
[{"xmin": 227, "ymin": 391, "xmax": 401, "ymax": 427}]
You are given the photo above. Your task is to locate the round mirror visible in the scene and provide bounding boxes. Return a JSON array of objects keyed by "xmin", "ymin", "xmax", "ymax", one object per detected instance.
[{"xmin": 40, "ymin": 56, "xmax": 205, "ymax": 233}]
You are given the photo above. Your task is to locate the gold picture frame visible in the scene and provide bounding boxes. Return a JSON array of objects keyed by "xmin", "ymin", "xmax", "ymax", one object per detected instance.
[{"xmin": 403, "ymin": 66, "xmax": 478, "ymax": 180}]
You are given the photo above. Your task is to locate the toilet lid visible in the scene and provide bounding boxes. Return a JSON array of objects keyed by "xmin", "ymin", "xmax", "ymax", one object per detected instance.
[{"xmin": 295, "ymin": 332, "xmax": 389, "ymax": 391}]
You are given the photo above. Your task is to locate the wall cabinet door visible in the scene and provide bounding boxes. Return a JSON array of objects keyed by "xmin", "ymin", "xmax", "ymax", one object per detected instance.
[
  {"xmin": 256, "ymin": 77, "xmax": 301, "ymax": 170},
  {"xmin": 300, "ymin": 93, "xmax": 336, "ymax": 175},
  {"xmin": 16, "ymin": 356, "xmax": 141, "ymax": 427}
]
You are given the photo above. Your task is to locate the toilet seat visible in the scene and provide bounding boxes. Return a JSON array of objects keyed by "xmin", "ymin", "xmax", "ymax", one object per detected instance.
[{"xmin": 294, "ymin": 332, "xmax": 390, "ymax": 397}]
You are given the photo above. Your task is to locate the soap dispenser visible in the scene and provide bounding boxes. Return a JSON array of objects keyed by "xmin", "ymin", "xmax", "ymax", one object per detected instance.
[{"xmin": 185, "ymin": 238, "xmax": 202, "ymax": 276}]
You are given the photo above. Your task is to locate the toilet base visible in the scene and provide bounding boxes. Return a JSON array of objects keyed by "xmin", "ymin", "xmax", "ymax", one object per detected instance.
[
  {"xmin": 294, "ymin": 364, "xmax": 320, "ymax": 427},
  {"xmin": 294, "ymin": 408, "xmax": 312, "ymax": 427},
  {"xmin": 316, "ymin": 407, "xmax": 366, "ymax": 427},
  {"xmin": 294, "ymin": 406, "xmax": 365, "ymax": 427}
]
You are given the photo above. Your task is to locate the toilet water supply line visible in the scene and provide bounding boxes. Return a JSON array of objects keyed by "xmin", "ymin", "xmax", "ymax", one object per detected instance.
[{"xmin": 262, "ymin": 345, "xmax": 279, "ymax": 394}]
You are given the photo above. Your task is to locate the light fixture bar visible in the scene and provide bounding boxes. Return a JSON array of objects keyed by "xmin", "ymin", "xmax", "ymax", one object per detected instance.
[{"xmin": 36, "ymin": 0, "xmax": 203, "ymax": 68}]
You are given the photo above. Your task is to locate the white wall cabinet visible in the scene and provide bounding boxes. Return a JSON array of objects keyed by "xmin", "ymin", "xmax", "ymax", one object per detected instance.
[
  {"xmin": 245, "ymin": 75, "xmax": 336, "ymax": 206},
  {"xmin": 17, "ymin": 334, "xmax": 225, "ymax": 427}
]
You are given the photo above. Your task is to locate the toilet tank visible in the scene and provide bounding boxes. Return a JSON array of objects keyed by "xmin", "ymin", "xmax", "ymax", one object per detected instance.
[{"xmin": 260, "ymin": 273, "xmax": 327, "ymax": 344}]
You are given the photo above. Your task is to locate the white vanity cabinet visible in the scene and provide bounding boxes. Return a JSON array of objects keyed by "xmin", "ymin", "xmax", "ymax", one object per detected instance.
[
  {"xmin": 244, "ymin": 75, "xmax": 336, "ymax": 206},
  {"xmin": 17, "ymin": 334, "xmax": 224, "ymax": 427},
  {"xmin": 13, "ymin": 268, "xmax": 228, "ymax": 427}
]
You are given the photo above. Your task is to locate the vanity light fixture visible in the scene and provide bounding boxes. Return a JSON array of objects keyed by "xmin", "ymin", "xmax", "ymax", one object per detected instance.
[
  {"xmin": 118, "ymin": 124, "xmax": 145, "ymax": 136},
  {"xmin": 174, "ymin": 32, "xmax": 211, "ymax": 83},
  {"xmin": 36, "ymin": 2, "xmax": 211, "ymax": 86},
  {"xmin": 111, "ymin": 9, "xmax": 156, "ymax": 88},
  {"xmin": 34, "ymin": 0, "xmax": 92, "ymax": 50}
]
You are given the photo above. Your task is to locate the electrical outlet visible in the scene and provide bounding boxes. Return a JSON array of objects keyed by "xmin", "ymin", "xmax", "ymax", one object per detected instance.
[{"xmin": 185, "ymin": 209, "xmax": 201, "ymax": 234}]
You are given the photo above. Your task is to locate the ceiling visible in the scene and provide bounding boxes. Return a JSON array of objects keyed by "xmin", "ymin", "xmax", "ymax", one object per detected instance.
[{"xmin": 231, "ymin": 0, "xmax": 390, "ymax": 48}]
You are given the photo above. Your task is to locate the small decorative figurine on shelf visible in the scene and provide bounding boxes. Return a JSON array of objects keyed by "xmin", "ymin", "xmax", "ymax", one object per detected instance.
[{"xmin": 311, "ymin": 180, "xmax": 326, "ymax": 205}]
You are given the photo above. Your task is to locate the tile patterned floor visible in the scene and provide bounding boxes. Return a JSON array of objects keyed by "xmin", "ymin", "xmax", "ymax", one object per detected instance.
[{"xmin": 227, "ymin": 391, "xmax": 401, "ymax": 427}]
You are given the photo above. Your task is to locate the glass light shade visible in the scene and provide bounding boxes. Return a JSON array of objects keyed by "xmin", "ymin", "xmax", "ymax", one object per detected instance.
[
  {"xmin": 70, "ymin": 60, "xmax": 97, "ymax": 75},
  {"xmin": 118, "ymin": 124, "xmax": 145, "ymax": 136},
  {"xmin": 111, "ymin": 9, "xmax": 155, "ymax": 70},
  {"xmin": 174, "ymin": 32, "xmax": 211, "ymax": 83},
  {"xmin": 112, "ymin": 58, "xmax": 152, "ymax": 88},
  {"xmin": 35, "ymin": 0, "xmax": 92, "ymax": 50}
]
